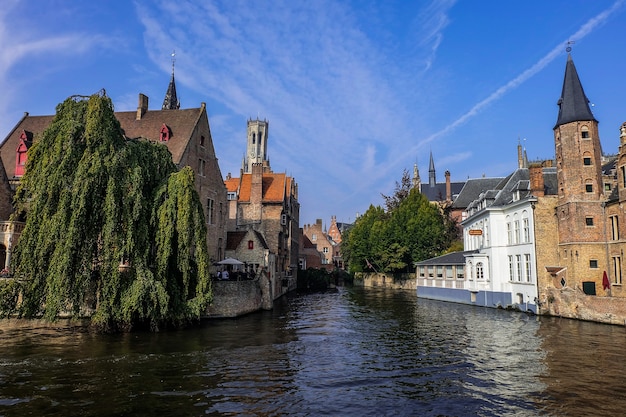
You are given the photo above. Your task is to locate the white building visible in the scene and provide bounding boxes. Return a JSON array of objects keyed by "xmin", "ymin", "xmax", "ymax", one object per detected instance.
[{"xmin": 417, "ymin": 165, "xmax": 557, "ymax": 313}]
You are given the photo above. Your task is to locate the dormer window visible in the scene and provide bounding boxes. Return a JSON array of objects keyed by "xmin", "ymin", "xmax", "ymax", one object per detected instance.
[
  {"xmin": 159, "ymin": 124, "xmax": 171, "ymax": 142},
  {"xmin": 15, "ymin": 130, "xmax": 31, "ymax": 177}
]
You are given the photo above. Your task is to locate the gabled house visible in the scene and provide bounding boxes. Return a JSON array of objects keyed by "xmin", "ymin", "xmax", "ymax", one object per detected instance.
[
  {"xmin": 0, "ymin": 74, "xmax": 228, "ymax": 270},
  {"xmin": 224, "ymin": 229, "xmax": 274, "ymax": 282},
  {"xmin": 302, "ymin": 219, "xmax": 335, "ymax": 271}
]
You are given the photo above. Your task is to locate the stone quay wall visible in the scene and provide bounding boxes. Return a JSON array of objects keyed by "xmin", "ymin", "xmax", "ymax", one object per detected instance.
[{"xmin": 355, "ymin": 272, "xmax": 417, "ymax": 291}]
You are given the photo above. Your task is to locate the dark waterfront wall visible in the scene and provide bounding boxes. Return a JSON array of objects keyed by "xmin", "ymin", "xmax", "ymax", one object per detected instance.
[{"xmin": 205, "ymin": 279, "xmax": 265, "ymax": 318}]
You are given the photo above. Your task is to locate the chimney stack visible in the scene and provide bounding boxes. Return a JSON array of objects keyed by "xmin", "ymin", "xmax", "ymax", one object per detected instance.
[
  {"xmin": 136, "ymin": 93, "xmax": 148, "ymax": 120},
  {"xmin": 529, "ymin": 165, "xmax": 545, "ymax": 197},
  {"xmin": 445, "ymin": 170, "xmax": 451, "ymax": 201}
]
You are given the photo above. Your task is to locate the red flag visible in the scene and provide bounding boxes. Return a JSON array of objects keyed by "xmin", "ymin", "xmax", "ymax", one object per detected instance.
[{"xmin": 602, "ymin": 271, "xmax": 610, "ymax": 291}]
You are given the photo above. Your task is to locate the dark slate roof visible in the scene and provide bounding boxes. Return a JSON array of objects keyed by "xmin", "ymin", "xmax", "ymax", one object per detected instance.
[
  {"xmin": 162, "ymin": 71, "xmax": 180, "ymax": 110},
  {"xmin": 464, "ymin": 167, "xmax": 558, "ymax": 217},
  {"xmin": 555, "ymin": 54, "xmax": 596, "ymax": 128},
  {"xmin": 543, "ymin": 167, "xmax": 558, "ymax": 195},
  {"xmin": 602, "ymin": 156, "xmax": 617, "ymax": 177},
  {"xmin": 415, "ymin": 250, "xmax": 478, "ymax": 266},
  {"xmin": 226, "ymin": 230, "xmax": 269, "ymax": 251},
  {"xmin": 419, "ymin": 182, "xmax": 465, "ymax": 202},
  {"xmin": 226, "ymin": 231, "xmax": 247, "ymax": 250},
  {"xmin": 451, "ymin": 177, "xmax": 504, "ymax": 209}
]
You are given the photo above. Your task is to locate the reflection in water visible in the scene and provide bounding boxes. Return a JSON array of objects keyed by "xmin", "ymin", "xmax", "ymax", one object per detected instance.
[
  {"xmin": 536, "ymin": 317, "xmax": 626, "ymax": 416},
  {"xmin": 0, "ymin": 288, "xmax": 623, "ymax": 416}
]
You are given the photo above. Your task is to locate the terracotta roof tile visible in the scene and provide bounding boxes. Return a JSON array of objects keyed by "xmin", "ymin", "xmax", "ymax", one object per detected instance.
[{"xmin": 224, "ymin": 177, "xmax": 240, "ymax": 193}]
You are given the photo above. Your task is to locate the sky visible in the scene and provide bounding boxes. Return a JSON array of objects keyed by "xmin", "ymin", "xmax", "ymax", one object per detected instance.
[{"xmin": 1, "ymin": 1, "xmax": 626, "ymax": 228}]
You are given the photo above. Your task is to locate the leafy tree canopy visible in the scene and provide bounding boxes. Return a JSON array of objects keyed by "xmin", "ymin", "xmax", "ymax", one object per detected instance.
[
  {"xmin": 345, "ymin": 178, "xmax": 456, "ymax": 273},
  {"xmin": 4, "ymin": 92, "xmax": 211, "ymax": 331}
]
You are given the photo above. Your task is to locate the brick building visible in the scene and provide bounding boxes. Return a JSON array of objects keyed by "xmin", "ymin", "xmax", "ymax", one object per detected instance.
[
  {"xmin": 0, "ymin": 70, "xmax": 228, "ymax": 270},
  {"xmin": 224, "ymin": 118, "xmax": 300, "ymax": 295},
  {"xmin": 302, "ymin": 219, "xmax": 335, "ymax": 271}
]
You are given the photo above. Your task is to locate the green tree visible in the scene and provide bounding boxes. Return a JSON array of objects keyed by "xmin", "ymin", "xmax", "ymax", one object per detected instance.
[
  {"xmin": 343, "ymin": 205, "xmax": 386, "ymax": 272},
  {"xmin": 344, "ymin": 179, "xmax": 455, "ymax": 273},
  {"xmin": 381, "ymin": 168, "xmax": 412, "ymax": 212},
  {"xmin": 5, "ymin": 92, "xmax": 211, "ymax": 331}
]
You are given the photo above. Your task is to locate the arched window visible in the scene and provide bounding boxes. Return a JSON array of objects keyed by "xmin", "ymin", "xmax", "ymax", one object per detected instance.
[
  {"xmin": 476, "ymin": 262, "xmax": 484, "ymax": 280},
  {"xmin": 252, "ymin": 133, "xmax": 256, "ymax": 144},
  {"xmin": 583, "ymin": 151, "xmax": 592, "ymax": 166},
  {"xmin": 248, "ymin": 240, "xmax": 254, "ymax": 250},
  {"xmin": 581, "ymin": 126, "xmax": 590, "ymax": 139}
]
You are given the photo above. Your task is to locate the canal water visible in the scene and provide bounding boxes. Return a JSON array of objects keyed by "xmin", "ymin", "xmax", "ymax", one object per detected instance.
[{"xmin": 0, "ymin": 286, "xmax": 625, "ymax": 416}]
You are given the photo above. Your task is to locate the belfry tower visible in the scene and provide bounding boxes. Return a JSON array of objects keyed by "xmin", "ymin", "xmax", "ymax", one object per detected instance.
[
  {"xmin": 243, "ymin": 118, "xmax": 270, "ymax": 173},
  {"xmin": 554, "ymin": 52, "xmax": 605, "ymax": 263}
]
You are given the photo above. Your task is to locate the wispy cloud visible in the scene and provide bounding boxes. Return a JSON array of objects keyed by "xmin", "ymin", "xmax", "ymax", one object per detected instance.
[
  {"xmin": 414, "ymin": 0, "xmax": 457, "ymax": 72},
  {"xmin": 402, "ymin": 0, "xmax": 625, "ymax": 164}
]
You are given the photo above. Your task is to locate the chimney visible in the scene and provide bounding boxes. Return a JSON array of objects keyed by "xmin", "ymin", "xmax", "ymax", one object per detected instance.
[
  {"xmin": 529, "ymin": 165, "xmax": 545, "ymax": 197},
  {"xmin": 517, "ymin": 142, "xmax": 524, "ymax": 168},
  {"xmin": 445, "ymin": 170, "xmax": 451, "ymax": 201},
  {"xmin": 136, "ymin": 93, "xmax": 148, "ymax": 120}
]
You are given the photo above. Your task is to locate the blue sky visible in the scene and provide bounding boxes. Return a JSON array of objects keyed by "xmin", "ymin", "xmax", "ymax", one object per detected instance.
[{"xmin": 1, "ymin": 1, "xmax": 626, "ymax": 227}]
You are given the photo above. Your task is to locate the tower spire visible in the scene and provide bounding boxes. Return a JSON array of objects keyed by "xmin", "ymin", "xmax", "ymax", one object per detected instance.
[
  {"xmin": 162, "ymin": 50, "xmax": 180, "ymax": 110},
  {"xmin": 554, "ymin": 52, "xmax": 595, "ymax": 128},
  {"xmin": 428, "ymin": 151, "xmax": 436, "ymax": 187}
]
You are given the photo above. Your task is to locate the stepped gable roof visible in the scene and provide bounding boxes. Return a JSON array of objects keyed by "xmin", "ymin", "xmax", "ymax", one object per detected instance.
[
  {"xmin": 415, "ymin": 250, "xmax": 478, "ymax": 266},
  {"xmin": 451, "ymin": 177, "xmax": 505, "ymax": 209},
  {"xmin": 555, "ymin": 53, "xmax": 596, "ymax": 128}
]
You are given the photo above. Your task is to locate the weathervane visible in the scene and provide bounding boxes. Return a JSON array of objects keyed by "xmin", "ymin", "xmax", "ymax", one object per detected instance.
[
  {"xmin": 171, "ymin": 50, "xmax": 176, "ymax": 75},
  {"xmin": 566, "ymin": 40, "xmax": 575, "ymax": 53}
]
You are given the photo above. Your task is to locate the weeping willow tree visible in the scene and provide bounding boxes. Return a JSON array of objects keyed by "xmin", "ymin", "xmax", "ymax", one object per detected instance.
[{"xmin": 5, "ymin": 92, "xmax": 211, "ymax": 331}]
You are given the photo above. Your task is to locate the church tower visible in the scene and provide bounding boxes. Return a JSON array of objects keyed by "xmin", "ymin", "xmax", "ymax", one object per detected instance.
[
  {"xmin": 554, "ymin": 52, "xmax": 605, "ymax": 261},
  {"xmin": 243, "ymin": 118, "xmax": 270, "ymax": 173}
]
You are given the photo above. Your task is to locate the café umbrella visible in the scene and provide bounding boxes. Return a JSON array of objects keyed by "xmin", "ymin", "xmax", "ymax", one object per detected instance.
[{"xmin": 217, "ymin": 257, "xmax": 244, "ymax": 265}]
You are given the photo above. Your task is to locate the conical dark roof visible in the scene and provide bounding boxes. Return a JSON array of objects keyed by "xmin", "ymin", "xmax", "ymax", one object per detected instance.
[
  {"xmin": 162, "ymin": 72, "xmax": 180, "ymax": 110},
  {"xmin": 554, "ymin": 54, "xmax": 596, "ymax": 128}
]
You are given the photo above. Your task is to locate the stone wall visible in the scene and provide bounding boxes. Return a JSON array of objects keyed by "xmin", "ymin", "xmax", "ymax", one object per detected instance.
[
  {"xmin": 205, "ymin": 279, "xmax": 264, "ymax": 318},
  {"xmin": 542, "ymin": 286, "xmax": 626, "ymax": 325},
  {"xmin": 355, "ymin": 272, "xmax": 416, "ymax": 290}
]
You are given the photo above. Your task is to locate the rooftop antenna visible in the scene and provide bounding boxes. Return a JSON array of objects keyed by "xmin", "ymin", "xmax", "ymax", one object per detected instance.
[{"xmin": 566, "ymin": 40, "xmax": 575, "ymax": 53}]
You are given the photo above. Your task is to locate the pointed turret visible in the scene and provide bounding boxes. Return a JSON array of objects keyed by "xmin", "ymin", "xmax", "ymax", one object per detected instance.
[
  {"xmin": 555, "ymin": 54, "xmax": 596, "ymax": 128},
  {"xmin": 412, "ymin": 161, "xmax": 421, "ymax": 189},
  {"xmin": 428, "ymin": 151, "xmax": 436, "ymax": 187},
  {"xmin": 162, "ymin": 52, "xmax": 180, "ymax": 110}
]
